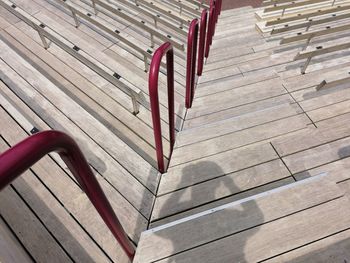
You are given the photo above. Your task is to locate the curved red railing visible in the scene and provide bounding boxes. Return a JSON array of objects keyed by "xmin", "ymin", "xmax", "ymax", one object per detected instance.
[
  {"xmin": 0, "ymin": 131, "xmax": 135, "ymax": 260},
  {"xmin": 197, "ymin": 9, "xmax": 208, "ymax": 76},
  {"xmin": 149, "ymin": 42, "xmax": 175, "ymax": 173},
  {"xmin": 205, "ymin": 4, "xmax": 215, "ymax": 58},
  {"xmin": 186, "ymin": 19, "xmax": 199, "ymax": 108}
]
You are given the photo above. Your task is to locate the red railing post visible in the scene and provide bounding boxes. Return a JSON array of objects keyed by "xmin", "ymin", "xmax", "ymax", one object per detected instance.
[
  {"xmin": 0, "ymin": 131, "xmax": 135, "ymax": 260},
  {"xmin": 149, "ymin": 42, "xmax": 175, "ymax": 173},
  {"xmin": 217, "ymin": 0, "xmax": 222, "ymax": 15},
  {"xmin": 186, "ymin": 19, "xmax": 199, "ymax": 108},
  {"xmin": 205, "ymin": 4, "xmax": 215, "ymax": 58},
  {"xmin": 197, "ymin": 9, "xmax": 208, "ymax": 76}
]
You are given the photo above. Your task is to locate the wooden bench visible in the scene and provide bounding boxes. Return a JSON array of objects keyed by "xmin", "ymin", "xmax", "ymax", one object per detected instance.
[
  {"xmin": 0, "ymin": 0, "xmax": 147, "ymax": 114},
  {"xmin": 294, "ymin": 39, "xmax": 350, "ymax": 73}
]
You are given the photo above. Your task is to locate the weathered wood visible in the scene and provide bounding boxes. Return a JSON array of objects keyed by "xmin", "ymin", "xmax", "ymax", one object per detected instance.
[
  {"xmin": 282, "ymin": 135, "xmax": 350, "ymax": 173},
  {"xmin": 155, "ymin": 196, "xmax": 350, "ymax": 262},
  {"xmin": 0, "ymin": 217, "xmax": 33, "ymax": 263},
  {"xmin": 272, "ymin": 120, "xmax": 350, "ymax": 156},
  {"xmin": 0, "ymin": 27, "xmax": 166, "ymax": 166},
  {"xmin": 0, "ymin": 39, "xmax": 160, "ymax": 193},
  {"xmin": 171, "ymin": 114, "xmax": 310, "ymax": 166},
  {"xmin": 0, "ymin": 138, "xmax": 112, "ymax": 263},
  {"xmin": 266, "ymin": 228, "xmax": 350, "ymax": 262},
  {"xmin": 0, "ymin": 57, "xmax": 157, "ymax": 214},
  {"xmin": 0, "ymin": 184, "xmax": 72, "ymax": 262},
  {"xmin": 150, "ymin": 177, "xmax": 295, "ymax": 227},
  {"xmin": 151, "ymin": 159, "xmax": 290, "ymax": 220},
  {"xmin": 158, "ymin": 142, "xmax": 279, "ymax": 194},
  {"xmin": 188, "ymin": 78, "xmax": 287, "ymax": 119},
  {"xmin": 265, "ymin": 3, "xmax": 350, "ymax": 26},
  {"xmin": 136, "ymin": 176, "xmax": 346, "ymax": 262},
  {"xmin": 176, "ymin": 103, "xmax": 302, "ymax": 147},
  {"xmin": 184, "ymin": 94, "xmax": 294, "ymax": 129}
]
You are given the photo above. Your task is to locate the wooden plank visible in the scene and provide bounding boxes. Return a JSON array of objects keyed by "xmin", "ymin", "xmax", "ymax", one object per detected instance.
[
  {"xmin": 160, "ymin": 0, "xmax": 201, "ymax": 16},
  {"xmin": 130, "ymin": 0, "xmax": 192, "ymax": 26},
  {"xmin": 294, "ymin": 154, "xmax": 350, "ymax": 182},
  {"xmin": 195, "ymin": 69, "xmax": 278, "ymax": 99},
  {"xmin": 264, "ymin": 0, "xmax": 335, "ymax": 13},
  {"xmin": 0, "ymin": 217, "xmax": 33, "ymax": 263},
  {"xmin": 171, "ymin": 114, "xmax": 310, "ymax": 167},
  {"xmin": 135, "ymin": 176, "xmax": 345, "ymax": 262},
  {"xmin": 176, "ymin": 103, "xmax": 302, "ymax": 147},
  {"xmin": 0, "ymin": 2, "xmax": 146, "ymax": 113},
  {"xmin": 0, "ymin": 58, "xmax": 156, "ymax": 213},
  {"xmin": 0, "ymin": 107, "xmax": 137, "ymax": 261},
  {"xmin": 271, "ymin": 11, "xmax": 350, "ymax": 35},
  {"xmin": 100, "ymin": 0, "xmax": 188, "ymax": 36},
  {"xmin": 150, "ymin": 177, "xmax": 295, "ymax": 227},
  {"xmin": 272, "ymin": 121, "xmax": 350, "ymax": 156},
  {"xmin": 0, "ymin": 138, "xmax": 112, "ymax": 263},
  {"xmin": 265, "ymin": 228, "xmax": 350, "ymax": 262},
  {"xmin": 151, "ymin": 159, "xmax": 290, "ymax": 220},
  {"xmin": 184, "ymin": 94, "xmax": 294, "ymax": 129},
  {"xmin": 308, "ymin": 98, "xmax": 350, "ymax": 121},
  {"xmin": 0, "ymin": 28, "xmax": 166, "ymax": 166},
  {"xmin": 0, "ymin": 11, "xmax": 11, "ymax": 28},
  {"xmin": 282, "ymin": 136, "xmax": 350, "ymax": 174},
  {"xmin": 281, "ymin": 23, "xmax": 350, "ymax": 45},
  {"xmin": 30, "ymin": 9, "xmax": 186, "ymax": 116},
  {"xmin": 155, "ymin": 197, "xmax": 350, "ymax": 262},
  {"xmin": 59, "ymin": 0, "xmax": 185, "ymax": 50},
  {"xmin": 158, "ymin": 142, "xmax": 279, "ymax": 195},
  {"xmin": 188, "ymin": 78, "xmax": 287, "ymax": 119},
  {"xmin": 197, "ymin": 66, "xmax": 241, "ymax": 85},
  {"xmin": 0, "ymin": 185, "xmax": 72, "ymax": 262},
  {"xmin": 265, "ymin": 3, "xmax": 350, "ymax": 26}
]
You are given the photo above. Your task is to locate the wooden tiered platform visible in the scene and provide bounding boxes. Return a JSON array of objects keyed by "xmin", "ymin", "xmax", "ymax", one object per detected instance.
[{"xmin": 2, "ymin": 0, "xmax": 350, "ymax": 262}]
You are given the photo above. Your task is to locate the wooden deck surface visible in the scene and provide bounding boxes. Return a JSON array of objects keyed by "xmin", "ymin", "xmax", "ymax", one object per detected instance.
[{"xmin": 1, "ymin": 0, "xmax": 350, "ymax": 262}]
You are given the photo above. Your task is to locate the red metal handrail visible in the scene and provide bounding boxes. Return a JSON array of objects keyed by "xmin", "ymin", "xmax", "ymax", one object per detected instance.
[
  {"xmin": 0, "ymin": 131, "xmax": 135, "ymax": 260},
  {"xmin": 217, "ymin": 0, "xmax": 222, "ymax": 15},
  {"xmin": 186, "ymin": 19, "xmax": 199, "ymax": 108},
  {"xmin": 197, "ymin": 9, "xmax": 208, "ymax": 76},
  {"xmin": 205, "ymin": 4, "xmax": 215, "ymax": 58},
  {"xmin": 149, "ymin": 42, "xmax": 175, "ymax": 173}
]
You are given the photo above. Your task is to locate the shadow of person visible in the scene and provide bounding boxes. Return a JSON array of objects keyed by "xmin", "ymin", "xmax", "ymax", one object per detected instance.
[{"xmin": 153, "ymin": 161, "xmax": 264, "ymax": 262}]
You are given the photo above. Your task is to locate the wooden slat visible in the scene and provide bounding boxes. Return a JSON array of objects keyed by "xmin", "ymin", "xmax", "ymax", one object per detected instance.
[
  {"xmin": 282, "ymin": 135, "xmax": 350, "ymax": 173},
  {"xmin": 188, "ymin": 78, "xmax": 287, "ymax": 119},
  {"xmin": 265, "ymin": 3, "xmax": 350, "ymax": 26},
  {"xmin": 0, "ymin": 217, "xmax": 33, "ymax": 263},
  {"xmin": 184, "ymin": 94, "xmax": 293, "ymax": 129},
  {"xmin": 158, "ymin": 142, "xmax": 279, "ymax": 195},
  {"xmin": 135, "ymin": 176, "xmax": 345, "ymax": 262},
  {"xmin": 0, "ymin": 106, "xmax": 135, "ymax": 262},
  {"xmin": 150, "ymin": 177, "xmax": 295, "ymax": 227},
  {"xmin": 170, "ymin": 114, "xmax": 310, "ymax": 167},
  {"xmin": 151, "ymin": 159, "xmax": 290, "ymax": 220},
  {"xmin": 281, "ymin": 23, "xmax": 350, "ymax": 45},
  {"xmin": 155, "ymin": 196, "xmax": 350, "ymax": 262},
  {"xmin": 0, "ymin": 138, "xmax": 112, "ymax": 263},
  {"xmin": 264, "ymin": 0, "xmax": 334, "ymax": 13},
  {"xmin": 0, "ymin": 59, "xmax": 156, "ymax": 216},
  {"xmin": 176, "ymin": 103, "xmax": 302, "ymax": 147},
  {"xmin": 0, "ymin": 183, "xmax": 72, "ymax": 262},
  {"xmin": 0, "ymin": 74, "xmax": 154, "ymax": 219}
]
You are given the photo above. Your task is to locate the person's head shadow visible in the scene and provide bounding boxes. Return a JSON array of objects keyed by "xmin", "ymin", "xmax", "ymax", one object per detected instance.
[{"xmin": 155, "ymin": 161, "xmax": 264, "ymax": 262}]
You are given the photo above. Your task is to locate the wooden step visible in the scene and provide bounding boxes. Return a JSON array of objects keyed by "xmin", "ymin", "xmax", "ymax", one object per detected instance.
[
  {"xmin": 176, "ymin": 102, "xmax": 302, "ymax": 147},
  {"xmin": 134, "ymin": 173, "xmax": 350, "ymax": 262}
]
